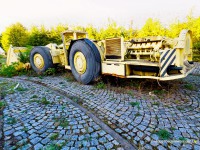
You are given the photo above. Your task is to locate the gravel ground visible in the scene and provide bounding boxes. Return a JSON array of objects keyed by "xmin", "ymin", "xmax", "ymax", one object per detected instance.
[{"xmin": 0, "ymin": 63, "xmax": 200, "ymax": 150}]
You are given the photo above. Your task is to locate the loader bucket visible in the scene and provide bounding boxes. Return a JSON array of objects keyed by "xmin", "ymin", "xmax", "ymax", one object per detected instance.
[{"xmin": 6, "ymin": 46, "xmax": 30, "ymax": 70}]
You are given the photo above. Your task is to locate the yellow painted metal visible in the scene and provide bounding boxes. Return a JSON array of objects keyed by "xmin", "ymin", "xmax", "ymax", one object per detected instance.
[
  {"xmin": 33, "ymin": 53, "xmax": 45, "ymax": 69},
  {"xmin": 6, "ymin": 45, "xmax": 30, "ymax": 70},
  {"xmin": 4, "ymin": 29, "xmax": 191, "ymax": 82},
  {"xmin": 74, "ymin": 51, "xmax": 87, "ymax": 74},
  {"xmin": 61, "ymin": 31, "xmax": 88, "ymax": 67},
  {"xmin": 6, "ymin": 46, "xmax": 27, "ymax": 66}
]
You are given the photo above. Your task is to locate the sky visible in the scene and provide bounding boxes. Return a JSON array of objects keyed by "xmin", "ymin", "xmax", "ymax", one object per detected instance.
[{"xmin": 0, "ymin": 0, "xmax": 200, "ymax": 33}]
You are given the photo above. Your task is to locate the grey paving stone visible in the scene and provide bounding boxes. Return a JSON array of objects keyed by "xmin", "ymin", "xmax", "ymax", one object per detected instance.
[
  {"xmin": 82, "ymin": 140, "xmax": 90, "ymax": 147},
  {"xmin": 90, "ymin": 138, "xmax": 99, "ymax": 146},
  {"xmin": 99, "ymin": 137, "xmax": 107, "ymax": 144},
  {"xmin": 4, "ymin": 129, "xmax": 15, "ymax": 136},
  {"xmin": 2, "ymin": 72, "xmax": 200, "ymax": 150},
  {"xmin": 89, "ymin": 147, "xmax": 97, "ymax": 150},
  {"xmin": 194, "ymin": 145, "xmax": 200, "ymax": 150},
  {"xmin": 105, "ymin": 134, "xmax": 114, "ymax": 141},
  {"xmin": 151, "ymin": 134, "xmax": 159, "ymax": 140},
  {"xmin": 157, "ymin": 145, "xmax": 167, "ymax": 150},
  {"xmin": 150, "ymin": 141, "xmax": 159, "ymax": 147},
  {"xmin": 137, "ymin": 131, "xmax": 144, "ymax": 138},
  {"xmin": 41, "ymin": 137, "xmax": 50, "ymax": 145},
  {"xmin": 144, "ymin": 144, "xmax": 152, "ymax": 150},
  {"xmin": 104, "ymin": 142, "xmax": 114, "ymax": 149},
  {"xmin": 13, "ymin": 131, "xmax": 23, "ymax": 136},
  {"xmin": 30, "ymin": 137, "xmax": 42, "ymax": 145},
  {"xmin": 34, "ymin": 143, "xmax": 43, "ymax": 150},
  {"xmin": 99, "ymin": 130, "xmax": 106, "ymax": 136}
]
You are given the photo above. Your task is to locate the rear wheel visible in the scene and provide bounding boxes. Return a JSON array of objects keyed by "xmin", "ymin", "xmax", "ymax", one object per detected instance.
[
  {"xmin": 30, "ymin": 46, "xmax": 53, "ymax": 73},
  {"xmin": 69, "ymin": 40, "xmax": 100, "ymax": 84}
]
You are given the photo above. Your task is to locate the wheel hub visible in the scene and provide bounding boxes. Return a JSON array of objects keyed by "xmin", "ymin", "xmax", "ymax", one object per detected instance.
[
  {"xmin": 34, "ymin": 54, "xmax": 45, "ymax": 69},
  {"xmin": 74, "ymin": 52, "xmax": 87, "ymax": 74}
]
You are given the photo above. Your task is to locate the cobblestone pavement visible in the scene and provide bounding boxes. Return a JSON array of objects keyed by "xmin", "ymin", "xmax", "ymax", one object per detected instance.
[
  {"xmin": 0, "ymin": 79, "xmax": 126, "ymax": 150},
  {"xmin": 0, "ymin": 64, "xmax": 200, "ymax": 150},
  {"xmin": 192, "ymin": 62, "xmax": 200, "ymax": 75}
]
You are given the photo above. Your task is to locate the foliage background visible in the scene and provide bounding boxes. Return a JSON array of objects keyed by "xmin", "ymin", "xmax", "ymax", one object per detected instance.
[{"xmin": 0, "ymin": 16, "xmax": 200, "ymax": 61}]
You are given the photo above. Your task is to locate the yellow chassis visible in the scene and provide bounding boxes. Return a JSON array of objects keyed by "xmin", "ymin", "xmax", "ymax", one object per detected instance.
[{"xmin": 6, "ymin": 30, "xmax": 195, "ymax": 82}]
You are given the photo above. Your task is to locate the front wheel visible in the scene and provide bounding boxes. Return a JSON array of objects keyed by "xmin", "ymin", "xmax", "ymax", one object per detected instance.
[
  {"xmin": 30, "ymin": 46, "xmax": 53, "ymax": 73},
  {"xmin": 69, "ymin": 41, "xmax": 100, "ymax": 84}
]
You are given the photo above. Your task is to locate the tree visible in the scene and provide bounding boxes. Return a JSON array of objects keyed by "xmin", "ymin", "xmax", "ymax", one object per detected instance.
[
  {"xmin": 98, "ymin": 20, "xmax": 128, "ymax": 40},
  {"xmin": 138, "ymin": 18, "xmax": 166, "ymax": 37},
  {"xmin": 0, "ymin": 34, "xmax": 2, "ymax": 48},
  {"xmin": 85, "ymin": 25, "xmax": 98, "ymax": 40},
  {"xmin": 28, "ymin": 25, "xmax": 50, "ymax": 46},
  {"xmin": 167, "ymin": 20, "xmax": 187, "ymax": 38},
  {"xmin": 1, "ymin": 23, "xmax": 28, "ymax": 52},
  {"xmin": 49, "ymin": 24, "xmax": 68, "ymax": 44},
  {"xmin": 187, "ymin": 16, "xmax": 200, "ymax": 50}
]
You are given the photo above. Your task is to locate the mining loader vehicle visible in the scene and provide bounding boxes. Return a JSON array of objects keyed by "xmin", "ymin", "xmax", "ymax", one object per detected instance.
[{"xmin": 6, "ymin": 30, "xmax": 194, "ymax": 84}]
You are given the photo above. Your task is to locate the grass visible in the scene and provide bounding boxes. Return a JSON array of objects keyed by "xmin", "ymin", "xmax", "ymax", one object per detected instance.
[
  {"xmin": 156, "ymin": 129, "xmax": 171, "ymax": 140},
  {"xmin": 54, "ymin": 117, "xmax": 69, "ymax": 128},
  {"xmin": 95, "ymin": 81, "xmax": 106, "ymax": 89},
  {"xmin": 153, "ymin": 89, "xmax": 165, "ymax": 95},
  {"xmin": 0, "ymin": 63, "xmax": 18, "ymax": 77},
  {"xmin": 127, "ymin": 91, "xmax": 134, "ymax": 98},
  {"xmin": 135, "ymin": 112, "xmax": 142, "ymax": 117},
  {"xmin": 50, "ymin": 133, "xmax": 59, "ymax": 140},
  {"xmin": 7, "ymin": 117, "xmax": 17, "ymax": 124},
  {"xmin": 174, "ymin": 99, "xmax": 179, "ymax": 104},
  {"xmin": 40, "ymin": 97, "xmax": 51, "ymax": 105},
  {"xmin": 31, "ymin": 95, "xmax": 38, "ymax": 98},
  {"xmin": 18, "ymin": 48, "xmax": 31, "ymax": 64},
  {"xmin": 152, "ymin": 101, "xmax": 160, "ymax": 106},
  {"xmin": 44, "ymin": 68, "xmax": 56, "ymax": 76},
  {"xmin": 71, "ymin": 97, "xmax": 79, "ymax": 102},
  {"xmin": 28, "ymin": 97, "xmax": 51, "ymax": 105},
  {"xmin": 44, "ymin": 143, "xmax": 62, "ymax": 150},
  {"xmin": 0, "ymin": 55, "xmax": 6, "ymax": 66},
  {"xmin": 0, "ymin": 101, "xmax": 6, "ymax": 109},
  {"xmin": 155, "ymin": 115, "xmax": 159, "ymax": 120},
  {"xmin": 177, "ymin": 106, "xmax": 184, "ymax": 111},
  {"xmin": 130, "ymin": 101, "xmax": 140, "ymax": 107},
  {"xmin": 22, "ymin": 127, "xmax": 28, "ymax": 132},
  {"xmin": 170, "ymin": 127, "xmax": 176, "ymax": 131},
  {"xmin": 184, "ymin": 84, "xmax": 196, "ymax": 90},
  {"xmin": 16, "ymin": 86, "xmax": 27, "ymax": 92},
  {"xmin": 0, "ymin": 82, "xmax": 20, "ymax": 98},
  {"xmin": 179, "ymin": 137, "xmax": 187, "ymax": 141}
]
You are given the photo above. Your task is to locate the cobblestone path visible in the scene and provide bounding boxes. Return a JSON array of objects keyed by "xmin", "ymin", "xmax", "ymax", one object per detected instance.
[
  {"xmin": 0, "ymin": 63, "xmax": 200, "ymax": 150},
  {"xmin": 0, "ymin": 79, "xmax": 130, "ymax": 150}
]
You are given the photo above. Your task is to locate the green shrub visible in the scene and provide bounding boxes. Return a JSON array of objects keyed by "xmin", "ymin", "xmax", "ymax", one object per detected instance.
[
  {"xmin": 156, "ymin": 129, "xmax": 171, "ymax": 140},
  {"xmin": 184, "ymin": 84, "xmax": 196, "ymax": 90},
  {"xmin": 18, "ymin": 49, "xmax": 31, "ymax": 64},
  {"xmin": 0, "ymin": 64, "xmax": 18, "ymax": 77},
  {"xmin": 130, "ymin": 101, "xmax": 140, "ymax": 107},
  {"xmin": 41, "ymin": 97, "xmax": 51, "ymax": 105},
  {"xmin": 96, "ymin": 81, "xmax": 106, "ymax": 89},
  {"xmin": 50, "ymin": 133, "xmax": 59, "ymax": 140},
  {"xmin": 45, "ymin": 68, "xmax": 56, "ymax": 75},
  {"xmin": 0, "ymin": 101, "xmax": 6, "ymax": 109},
  {"xmin": 7, "ymin": 117, "xmax": 17, "ymax": 124}
]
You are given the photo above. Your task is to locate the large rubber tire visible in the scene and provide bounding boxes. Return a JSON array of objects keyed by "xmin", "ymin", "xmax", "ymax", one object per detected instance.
[
  {"xmin": 69, "ymin": 40, "xmax": 100, "ymax": 84},
  {"xmin": 30, "ymin": 46, "xmax": 53, "ymax": 73}
]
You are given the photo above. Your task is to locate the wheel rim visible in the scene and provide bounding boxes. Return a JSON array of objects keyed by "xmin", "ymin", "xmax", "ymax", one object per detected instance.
[
  {"xmin": 33, "ymin": 53, "xmax": 45, "ymax": 69},
  {"xmin": 74, "ymin": 51, "xmax": 87, "ymax": 74}
]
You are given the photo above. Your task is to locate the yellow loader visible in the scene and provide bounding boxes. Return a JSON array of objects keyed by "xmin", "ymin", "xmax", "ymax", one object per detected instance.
[{"xmin": 7, "ymin": 30, "xmax": 194, "ymax": 84}]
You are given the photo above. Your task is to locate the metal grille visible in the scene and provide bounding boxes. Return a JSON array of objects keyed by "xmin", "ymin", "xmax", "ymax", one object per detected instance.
[{"xmin": 105, "ymin": 38, "xmax": 121, "ymax": 57}]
